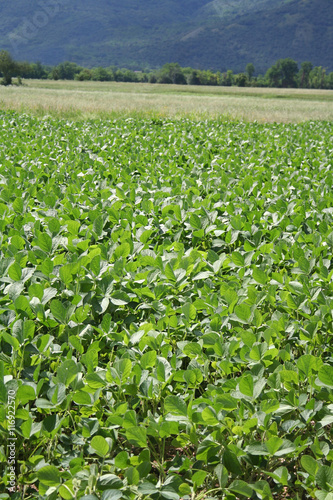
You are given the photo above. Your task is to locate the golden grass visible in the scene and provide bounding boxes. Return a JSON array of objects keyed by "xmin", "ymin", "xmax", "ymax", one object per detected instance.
[{"xmin": 0, "ymin": 79, "xmax": 333, "ymax": 122}]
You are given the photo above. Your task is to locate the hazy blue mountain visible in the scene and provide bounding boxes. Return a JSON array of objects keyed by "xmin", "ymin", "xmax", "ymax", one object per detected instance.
[{"xmin": 0, "ymin": 0, "xmax": 331, "ymax": 72}]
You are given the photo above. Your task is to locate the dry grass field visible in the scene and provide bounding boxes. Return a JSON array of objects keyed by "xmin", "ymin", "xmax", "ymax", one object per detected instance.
[{"xmin": 0, "ymin": 79, "xmax": 333, "ymax": 122}]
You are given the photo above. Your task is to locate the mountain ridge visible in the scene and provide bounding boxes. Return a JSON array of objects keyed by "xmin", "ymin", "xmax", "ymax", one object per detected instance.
[{"xmin": 0, "ymin": 0, "xmax": 331, "ymax": 72}]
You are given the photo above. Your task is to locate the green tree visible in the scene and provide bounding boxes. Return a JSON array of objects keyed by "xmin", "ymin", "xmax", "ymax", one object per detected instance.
[
  {"xmin": 309, "ymin": 66, "xmax": 326, "ymax": 89},
  {"xmin": 327, "ymin": 72, "xmax": 333, "ymax": 90},
  {"xmin": 266, "ymin": 58, "xmax": 298, "ymax": 88},
  {"xmin": 158, "ymin": 63, "xmax": 186, "ymax": 84},
  {"xmin": 246, "ymin": 63, "xmax": 255, "ymax": 81},
  {"xmin": 221, "ymin": 69, "xmax": 234, "ymax": 86},
  {"xmin": 19, "ymin": 61, "xmax": 49, "ymax": 79},
  {"xmin": 0, "ymin": 50, "xmax": 18, "ymax": 85},
  {"xmin": 235, "ymin": 73, "xmax": 247, "ymax": 87},
  {"xmin": 187, "ymin": 69, "xmax": 201, "ymax": 85},
  {"xmin": 91, "ymin": 67, "xmax": 112, "ymax": 81},
  {"xmin": 55, "ymin": 61, "xmax": 82, "ymax": 80},
  {"xmin": 148, "ymin": 73, "xmax": 157, "ymax": 83},
  {"xmin": 75, "ymin": 69, "xmax": 92, "ymax": 81},
  {"xmin": 34, "ymin": 61, "xmax": 48, "ymax": 79},
  {"xmin": 298, "ymin": 61, "xmax": 313, "ymax": 88},
  {"xmin": 266, "ymin": 64, "xmax": 281, "ymax": 87},
  {"xmin": 114, "ymin": 69, "xmax": 138, "ymax": 82},
  {"xmin": 278, "ymin": 58, "xmax": 298, "ymax": 87}
]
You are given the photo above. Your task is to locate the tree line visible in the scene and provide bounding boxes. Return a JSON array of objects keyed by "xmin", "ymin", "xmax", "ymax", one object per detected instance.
[{"xmin": 1, "ymin": 50, "xmax": 333, "ymax": 89}]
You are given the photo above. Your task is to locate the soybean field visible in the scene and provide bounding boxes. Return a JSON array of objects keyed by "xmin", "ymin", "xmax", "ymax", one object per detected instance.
[{"xmin": 0, "ymin": 111, "xmax": 333, "ymax": 500}]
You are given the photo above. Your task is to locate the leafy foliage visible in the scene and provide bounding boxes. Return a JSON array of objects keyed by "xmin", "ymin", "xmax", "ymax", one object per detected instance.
[
  {"xmin": 0, "ymin": 50, "xmax": 20, "ymax": 86},
  {"xmin": 0, "ymin": 111, "xmax": 333, "ymax": 499}
]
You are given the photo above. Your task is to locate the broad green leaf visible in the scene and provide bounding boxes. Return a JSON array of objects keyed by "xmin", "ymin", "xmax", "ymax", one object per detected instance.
[
  {"xmin": 115, "ymin": 451, "xmax": 129, "ymax": 469},
  {"xmin": 140, "ymin": 229, "xmax": 153, "ymax": 244},
  {"xmin": 230, "ymin": 216, "xmax": 243, "ymax": 231},
  {"xmin": 239, "ymin": 374, "xmax": 254, "ymax": 398},
  {"xmin": 298, "ymin": 257, "xmax": 310, "ymax": 274},
  {"xmin": 229, "ymin": 480, "xmax": 253, "ymax": 497},
  {"xmin": 234, "ymin": 303, "xmax": 251, "ymax": 323},
  {"xmin": 162, "ymin": 204, "xmax": 181, "ymax": 221},
  {"xmin": 318, "ymin": 365, "xmax": 333, "ymax": 388},
  {"xmin": 181, "ymin": 370, "xmax": 193, "ymax": 386},
  {"xmin": 315, "ymin": 491, "xmax": 333, "ymax": 500},
  {"xmin": 196, "ymin": 439, "xmax": 220, "ymax": 461},
  {"xmin": 138, "ymin": 482, "xmax": 159, "ymax": 496},
  {"xmin": 41, "ymin": 258, "xmax": 54, "ymax": 276},
  {"xmin": 37, "ymin": 233, "xmax": 52, "ymax": 253},
  {"xmin": 42, "ymin": 414, "xmax": 63, "ymax": 436},
  {"xmin": 101, "ymin": 313, "xmax": 112, "ymax": 333},
  {"xmin": 253, "ymin": 267, "xmax": 268, "ymax": 285},
  {"xmin": 114, "ymin": 358, "xmax": 132, "ymax": 383},
  {"xmin": 2, "ymin": 332, "xmax": 20, "ymax": 350},
  {"xmin": 41, "ymin": 287, "xmax": 58, "ymax": 304},
  {"xmin": 253, "ymin": 309, "xmax": 263, "ymax": 327},
  {"xmin": 72, "ymin": 391, "xmax": 93, "ymax": 405},
  {"xmin": 50, "ymin": 300, "xmax": 67, "ymax": 324},
  {"xmin": 125, "ymin": 426, "xmax": 147, "ymax": 448},
  {"xmin": 90, "ymin": 255, "xmax": 101, "ymax": 276},
  {"xmin": 59, "ymin": 482, "xmax": 75, "ymax": 500},
  {"xmin": 110, "ymin": 291, "xmax": 130, "ymax": 306},
  {"xmin": 59, "ymin": 264, "xmax": 73, "ymax": 284},
  {"xmin": 57, "ymin": 360, "xmax": 80, "ymax": 386},
  {"xmin": 49, "ymin": 383, "xmax": 67, "ymax": 406},
  {"xmin": 48, "ymin": 218, "xmax": 61, "ymax": 233},
  {"xmin": 297, "ymin": 354, "xmax": 318, "ymax": 378},
  {"xmin": 274, "ymin": 440, "xmax": 296, "ymax": 456},
  {"xmin": 222, "ymin": 288, "xmax": 238, "ymax": 306},
  {"xmin": 231, "ymin": 252, "xmax": 245, "ymax": 267},
  {"xmin": 93, "ymin": 216, "xmax": 103, "ymax": 236},
  {"xmin": 141, "ymin": 350, "xmax": 157, "ymax": 369},
  {"xmin": 189, "ymin": 213, "xmax": 201, "ymax": 229},
  {"xmin": 114, "ymin": 242, "xmax": 130, "ymax": 259},
  {"xmin": 215, "ymin": 464, "xmax": 228, "ymax": 488},
  {"xmin": 223, "ymin": 447, "xmax": 242, "ymax": 475},
  {"xmin": 28, "ymin": 283, "xmax": 44, "ymax": 300},
  {"xmin": 11, "ymin": 318, "xmax": 33, "ymax": 344},
  {"xmin": 15, "ymin": 295, "xmax": 31, "ymax": 314},
  {"xmin": 164, "ymin": 395, "xmax": 187, "ymax": 417},
  {"xmin": 301, "ymin": 455, "xmax": 319, "ymax": 476},
  {"xmin": 316, "ymin": 466, "xmax": 333, "ymax": 491},
  {"xmin": 266, "ymin": 436, "xmax": 284, "ymax": 455},
  {"xmin": 260, "ymin": 400, "xmax": 280, "ymax": 414},
  {"xmin": 246, "ymin": 443, "xmax": 270, "ymax": 456},
  {"xmin": 67, "ymin": 220, "xmax": 81, "ymax": 235},
  {"xmin": 164, "ymin": 263, "xmax": 176, "ymax": 281},
  {"xmin": 271, "ymin": 466, "xmax": 289, "ymax": 486},
  {"xmin": 183, "ymin": 342, "xmax": 201, "ymax": 357},
  {"xmin": 16, "ymin": 385, "xmax": 36, "ymax": 405},
  {"xmin": 8, "ymin": 262, "xmax": 22, "ymax": 281},
  {"xmin": 202, "ymin": 407, "xmax": 219, "ymax": 426},
  {"xmin": 13, "ymin": 197, "xmax": 23, "ymax": 213},
  {"xmin": 182, "ymin": 302, "xmax": 196, "ymax": 321},
  {"xmin": 90, "ymin": 435, "xmax": 109, "ymax": 457},
  {"xmin": 21, "ymin": 417, "xmax": 33, "ymax": 438},
  {"xmin": 192, "ymin": 271, "xmax": 213, "ymax": 280},
  {"xmin": 216, "ymin": 394, "xmax": 238, "ymax": 410},
  {"xmin": 192, "ymin": 470, "xmax": 207, "ymax": 486},
  {"xmin": 37, "ymin": 465, "xmax": 61, "ymax": 486},
  {"xmin": 86, "ymin": 373, "xmax": 106, "ymax": 388},
  {"xmin": 125, "ymin": 467, "xmax": 140, "ymax": 486},
  {"xmin": 11, "ymin": 235, "xmax": 25, "ymax": 249}
]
